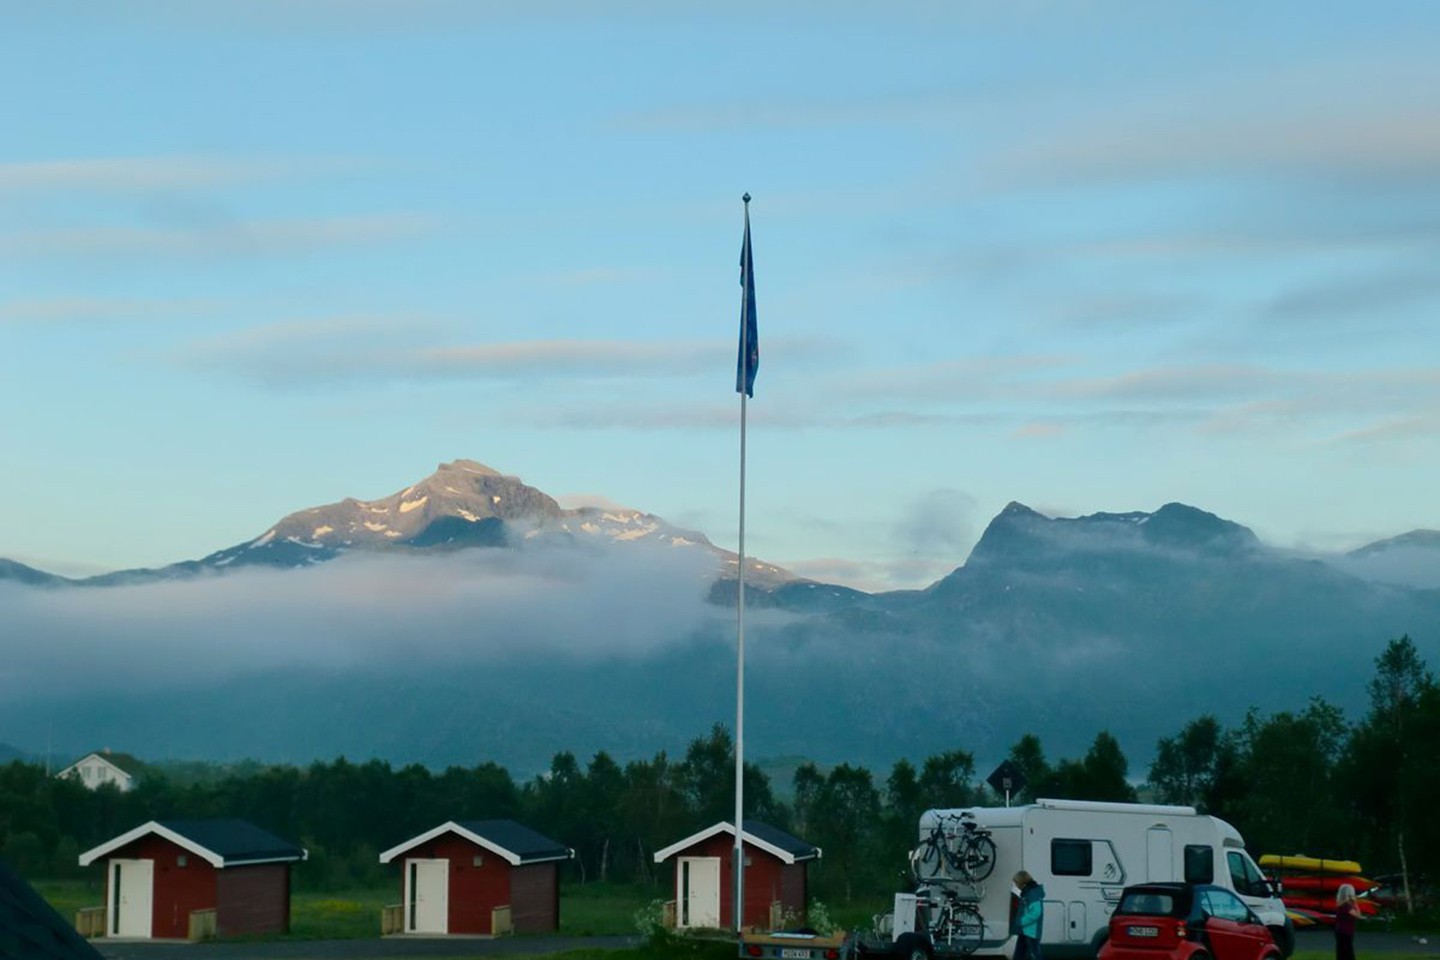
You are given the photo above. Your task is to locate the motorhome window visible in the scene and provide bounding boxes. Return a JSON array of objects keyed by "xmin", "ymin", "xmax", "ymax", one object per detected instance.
[
  {"xmin": 1226, "ymin": 851, "xmax": 1268, "ymax": 897},
  {"xmin": 1052, "ymin": 839, "xmax": 1093, "ymax": 876},
  {"xmin": 1184, "ymin": 845, "xmax": 1214, "ymax": 883}
]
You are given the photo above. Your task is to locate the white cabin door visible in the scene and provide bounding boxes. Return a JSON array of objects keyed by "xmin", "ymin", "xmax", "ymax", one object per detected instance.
[
  {"xmin": 1146, "ymin": 826, "xmax": 1173, "ymax": 882},
  {"xmin": 678, "ymin": 857, "xmax": 721, "ymax": 929},
  {"xmin": 405, "ymin": 858, "xmax": 449, "ymax": 933},
  {"xmin": 109, "ymin": 859, "xmax": 153, "ymax": 938}
]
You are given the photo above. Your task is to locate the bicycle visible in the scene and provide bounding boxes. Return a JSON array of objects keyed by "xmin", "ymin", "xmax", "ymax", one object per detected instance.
[
  {"xmin": 911, "ymin": 812, "xmax": 998, "ymax": 883},
  {"xmin": 919, "ymin": 885, "xmax": 986, "ymax": 955},
  {"xmin": 949, "ymin": 811, "xmax": 997, "ymax": 882}
]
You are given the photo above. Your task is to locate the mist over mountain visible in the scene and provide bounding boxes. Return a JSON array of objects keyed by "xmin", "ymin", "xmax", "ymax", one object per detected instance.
[
  {"xmin": 1330, "ymin": 529, "xmax": 1440, "ymax": 589},
  {"xmin": 3, "ymin": 461, "xmax": 1438, "ymax": 777}
]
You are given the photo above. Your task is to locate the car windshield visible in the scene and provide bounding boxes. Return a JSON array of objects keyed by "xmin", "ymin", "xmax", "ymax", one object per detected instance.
[{"xmin": 1116, "ymin": 891, "xmax": 1184, "ymax": 917}]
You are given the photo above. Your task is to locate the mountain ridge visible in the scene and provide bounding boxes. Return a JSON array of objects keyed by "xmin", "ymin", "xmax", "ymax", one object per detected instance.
[
  {"xmin": 2, "ymin": 458, "xmax": 1434, "ymax": 594},
  {"xmin": 4, "ymin": 463, "xmax": 1439, "ymax": 773}
]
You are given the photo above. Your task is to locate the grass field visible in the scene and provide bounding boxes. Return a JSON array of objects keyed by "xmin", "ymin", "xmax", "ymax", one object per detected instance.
[{"xmin": 34, "ymin": 878, "xmax": 660, "ymax": 940}]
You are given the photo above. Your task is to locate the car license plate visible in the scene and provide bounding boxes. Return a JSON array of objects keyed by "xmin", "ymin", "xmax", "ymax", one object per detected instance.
[
  {"xmin": 780, "ymin": 950, "xmax": 811, "ymax": 958},
  {"xmin": 1128, "ymin": 926, "xmax": 1159, "ymax": 938}
]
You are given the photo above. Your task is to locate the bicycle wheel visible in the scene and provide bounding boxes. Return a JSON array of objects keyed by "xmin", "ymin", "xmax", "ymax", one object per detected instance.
[
  {"xmin": 960, "ymin": 834, "xmax": 997, "ymax": 881},
  {"xmin": 913, "ymin": 840, "xmax": 947, "ymax": 880},
  {"xmin": 951, "ymin": 905, "xmax": 985, "ymax": 956}
]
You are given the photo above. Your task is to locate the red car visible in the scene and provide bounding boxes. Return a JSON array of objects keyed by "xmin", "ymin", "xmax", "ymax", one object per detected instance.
[{"xmin": 1100, "ymin": 883, "xmax": 1283, "ymax": 960}]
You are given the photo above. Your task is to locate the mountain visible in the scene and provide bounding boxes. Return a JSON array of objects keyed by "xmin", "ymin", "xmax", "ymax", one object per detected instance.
[
  {"xmin": 1331, "ymin": 529, "xmax": 1440, "ymax": 589},
  {"xmin": 81, "ymin": 460, "xmax": 798, "ymax": 589},
  {"xmin": 0, "ymin": 558, "xmax": 64, "ymax": 587},
  {"xmin": 3, "ymin": 466, "xmax": 1439, "ymax": 776}
]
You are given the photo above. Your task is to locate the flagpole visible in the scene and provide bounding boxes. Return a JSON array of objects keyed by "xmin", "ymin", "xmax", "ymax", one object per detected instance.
[{"xmin": 733, "ymin": 192, "xmax": 752, "ymax": 935}]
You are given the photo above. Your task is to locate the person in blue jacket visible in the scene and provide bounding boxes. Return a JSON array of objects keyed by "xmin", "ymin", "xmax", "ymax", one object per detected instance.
[{"xmin": 1012, "ymin": 870, "xmax": 1045, "ymax": 960}]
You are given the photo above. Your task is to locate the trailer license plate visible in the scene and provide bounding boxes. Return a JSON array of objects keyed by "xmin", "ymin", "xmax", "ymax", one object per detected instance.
[
  {"xmin": 1129, "ymin": 926, "xmax": 1159, "ymax": 938},
  {"xmin": 780, "ymin": 950, "xmax": 811, "ymax": 958}
]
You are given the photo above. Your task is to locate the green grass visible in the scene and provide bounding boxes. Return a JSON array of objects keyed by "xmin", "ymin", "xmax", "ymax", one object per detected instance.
[
  {"xmin": 559, "ymin": 881, "xmax": 662, "ymax": 936},
  {"xmin": 289, "ymin": 887, "xmax": 395, "ymax": 939},
  {"xmin": 32, "ymin": 878, "xmax": 104, "ymax": 926}
]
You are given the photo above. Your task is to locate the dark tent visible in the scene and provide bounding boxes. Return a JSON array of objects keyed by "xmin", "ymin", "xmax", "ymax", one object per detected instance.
[{"xmin": 0, "ymin": 857, "xmax": 103, "ymax": 959}]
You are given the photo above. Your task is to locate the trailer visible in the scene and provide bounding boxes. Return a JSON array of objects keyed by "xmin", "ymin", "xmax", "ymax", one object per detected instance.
[
  {"xmin": 740, "ymin": 929, "xmax": 849, "ymax": 960},
  {"xmin": 843, "ymin": 799, "xmax": 1291, "ymax": 960}
]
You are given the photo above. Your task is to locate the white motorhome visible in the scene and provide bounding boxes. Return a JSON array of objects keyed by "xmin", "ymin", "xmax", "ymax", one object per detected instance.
[{"xmin": 907, "ymin": 799, "xmax": 1289, "ymax": 959}]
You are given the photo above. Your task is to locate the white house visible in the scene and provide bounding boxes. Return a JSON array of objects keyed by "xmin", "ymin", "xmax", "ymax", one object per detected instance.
[{"xmin": 56, "ymin": 750, "xmax": 145, "ymax": 793}]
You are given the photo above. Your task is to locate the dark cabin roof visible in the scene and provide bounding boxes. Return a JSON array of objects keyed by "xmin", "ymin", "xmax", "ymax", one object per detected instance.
[
  {"xmin": 739, "ymin": 820, "xmax": 821, "ymax": 860},
  {"xmin": 453, "ymin": 820, "xmax": 570, "ymax": 862},
  {"xmin": 160, "ymin": 820, "xmax": 305, "ymax": 864},
  {"xmin": 378, "ymin": 819, "xmax": 571, "ymax": 865},
  {"xmin": 79, "ymin": 819, "xmax": 305, "ymax": 868},
  {"xmin": 0, "ymin": 857, "xmax": 104, "ymax": 960}
]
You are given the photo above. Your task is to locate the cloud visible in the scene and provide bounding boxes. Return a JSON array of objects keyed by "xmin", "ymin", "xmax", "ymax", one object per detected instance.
[
  {"xmin": 0, "ymin": 297, "xmax": 216, "ymax": 326},
  {"xmin": 893, "ymin": 488, "xmax": 979, "ymax": 560},
  {"xmin": 0, "ymin": 542, "xmax": 723, "ymax": 698},
  {"xmin": 1265, "ymin": 269, "xmax": 1440, "ymax": 323},
  {"xmin": 985, "ymin": 49, "xmax": 1440, "ymax": 190},
  {"xmin": 176, "ymin": 318, "xmax": 732, "ymax": 389},
  {"xmin": 1014, "ymin": 422, "xmax": 1064, "ymax": 440},
  {"xmin": 0, "ymin": 155, "xmax": 305, "ymax": 193},
  {"xmin": 0, "ymin": 214, "xmax": 433, "ymax": 260}
]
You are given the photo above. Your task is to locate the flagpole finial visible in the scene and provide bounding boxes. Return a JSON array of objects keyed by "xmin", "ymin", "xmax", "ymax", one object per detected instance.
[{"xmin": 742, "ymin": 192, "xmax": 751, "ymax": 204}]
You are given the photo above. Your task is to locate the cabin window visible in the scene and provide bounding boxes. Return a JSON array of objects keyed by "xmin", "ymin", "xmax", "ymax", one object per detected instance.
[
  {"xmin": 1183, "ymin": 845, "xmax": 1213, "ymax": 883},
  {"xmin": 1052, "ymin": 839, "xmax": 1093, "ymax": 876}
]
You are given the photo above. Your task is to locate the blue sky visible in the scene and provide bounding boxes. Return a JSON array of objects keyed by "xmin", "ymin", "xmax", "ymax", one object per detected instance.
[{"xmin": 3, "ymin": 0, "xmax": 1439, "ymax": 591}]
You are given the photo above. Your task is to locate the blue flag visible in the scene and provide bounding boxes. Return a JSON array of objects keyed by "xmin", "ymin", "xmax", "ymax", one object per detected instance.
[{"xmin": 736, "ymin": 200, "xmax": 759, "ymax": 397}]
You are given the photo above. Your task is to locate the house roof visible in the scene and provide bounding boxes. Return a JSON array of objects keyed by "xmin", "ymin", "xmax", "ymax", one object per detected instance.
[
  {"xmin": 0, "ymin": 857, "xmax": 105, "ymax": 960},
  {"xmin": 55, "ymin": 751, "xmax": 146, "ymax": 780},
  {"xmin": 379, "ymin": 819, "xmax": 572, "ymax": 866},
  {"xmin": 78, "ymin": 819, "xmax": 307, "ymax": 868},
  {"xmin": 653, "ymin": 820, "xmax": 822, "ymax": 865}
]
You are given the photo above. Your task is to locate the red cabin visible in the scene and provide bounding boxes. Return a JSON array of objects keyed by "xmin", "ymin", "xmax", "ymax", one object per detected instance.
[
  {"xmin": 654, "ymin": 820, "xmax": 821, "ymax": 931},
  {"xmin": 78, "ymin": 819, "xmax": 305, "ymax": 940},
  {"xmin": 377, "ymin": 819, "xmax": 572, "ymax": 936}
]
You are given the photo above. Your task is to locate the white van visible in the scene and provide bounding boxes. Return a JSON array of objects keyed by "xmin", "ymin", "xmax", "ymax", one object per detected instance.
[{"xmin": 913, "ymin": 799, "xmax": 1291, "ymax": 959}]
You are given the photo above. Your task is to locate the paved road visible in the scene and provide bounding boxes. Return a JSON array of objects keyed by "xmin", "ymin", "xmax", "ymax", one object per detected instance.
[
  {"xmin": 94, "ymin": 934, "xmax": 639, "ymax": 960},
  {"xmin": 1294, "ymin": 929, "xmax": 1438, "ymax": 956},
  {"xmin": 91, "ymin": 930, "xmax": 1439, "ymax": 960}
]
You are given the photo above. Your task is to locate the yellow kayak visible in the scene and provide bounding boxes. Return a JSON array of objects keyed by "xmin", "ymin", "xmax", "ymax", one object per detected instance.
[
  {"xmin": 1259, "ymin": 854, "xmax": 1363, "ymax": 874},
  {"xmin": 1286, "ymin": 911, "xmax": 1317, "ymax": 928}
]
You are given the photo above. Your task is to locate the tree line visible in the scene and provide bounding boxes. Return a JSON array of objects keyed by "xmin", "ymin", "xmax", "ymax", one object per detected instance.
[{"xmin": 0, "ymin": 636, "xmax": 1434, "ymax": 909}]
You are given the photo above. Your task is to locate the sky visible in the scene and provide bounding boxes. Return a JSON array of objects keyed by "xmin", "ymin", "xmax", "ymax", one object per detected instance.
[{"xmin": 4, "ymin": 1, "xmax": 1440, "ymax": 592}]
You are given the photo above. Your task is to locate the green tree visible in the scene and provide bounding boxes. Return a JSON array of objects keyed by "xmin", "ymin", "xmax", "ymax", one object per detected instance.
[
  {"xmin": 1149, "ymin": 715, "xmax": 1225, "ymax": 809},
  {"xmin": 1338, "ymin": 636, "xmax": 1437, "ymax": 907},
  {"xmin": 1006, "ymin": 734, "xmax": 1051, "ymax": 803},
  {"xmin": 800, "ymin": 764, "xmax": 881, "ymax": 902},
  {"xmin": 1233, "ymin": 698, "xmax": 1347, "ymax": 855}
]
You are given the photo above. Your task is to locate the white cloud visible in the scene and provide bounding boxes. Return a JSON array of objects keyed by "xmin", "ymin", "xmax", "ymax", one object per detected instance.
[{"xmin": 0, "ymin": 543, "xmax": 722, "ymax": 698}]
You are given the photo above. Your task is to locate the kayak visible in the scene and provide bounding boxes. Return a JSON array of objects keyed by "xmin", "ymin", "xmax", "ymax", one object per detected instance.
[
  {"xmin": 1281, "ymin": 875, "xmax": 1376, "ymax": 894},
  {"xmin": 1281, "ymin": 894, "xmax": 1379, "ymax": 916},
  {"xmin": 1259, "ymin": 854, "xmax": 1363, "ymax": 874},
  {"xmin": 1285, "ymin": 907, "xmax": 1332, "ymax": 927}
]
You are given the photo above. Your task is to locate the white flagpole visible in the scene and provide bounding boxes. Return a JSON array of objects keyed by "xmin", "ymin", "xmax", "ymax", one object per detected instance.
[{"xmin": 733, "ymin": 193, "xmax": 751, "ymax": 935}]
